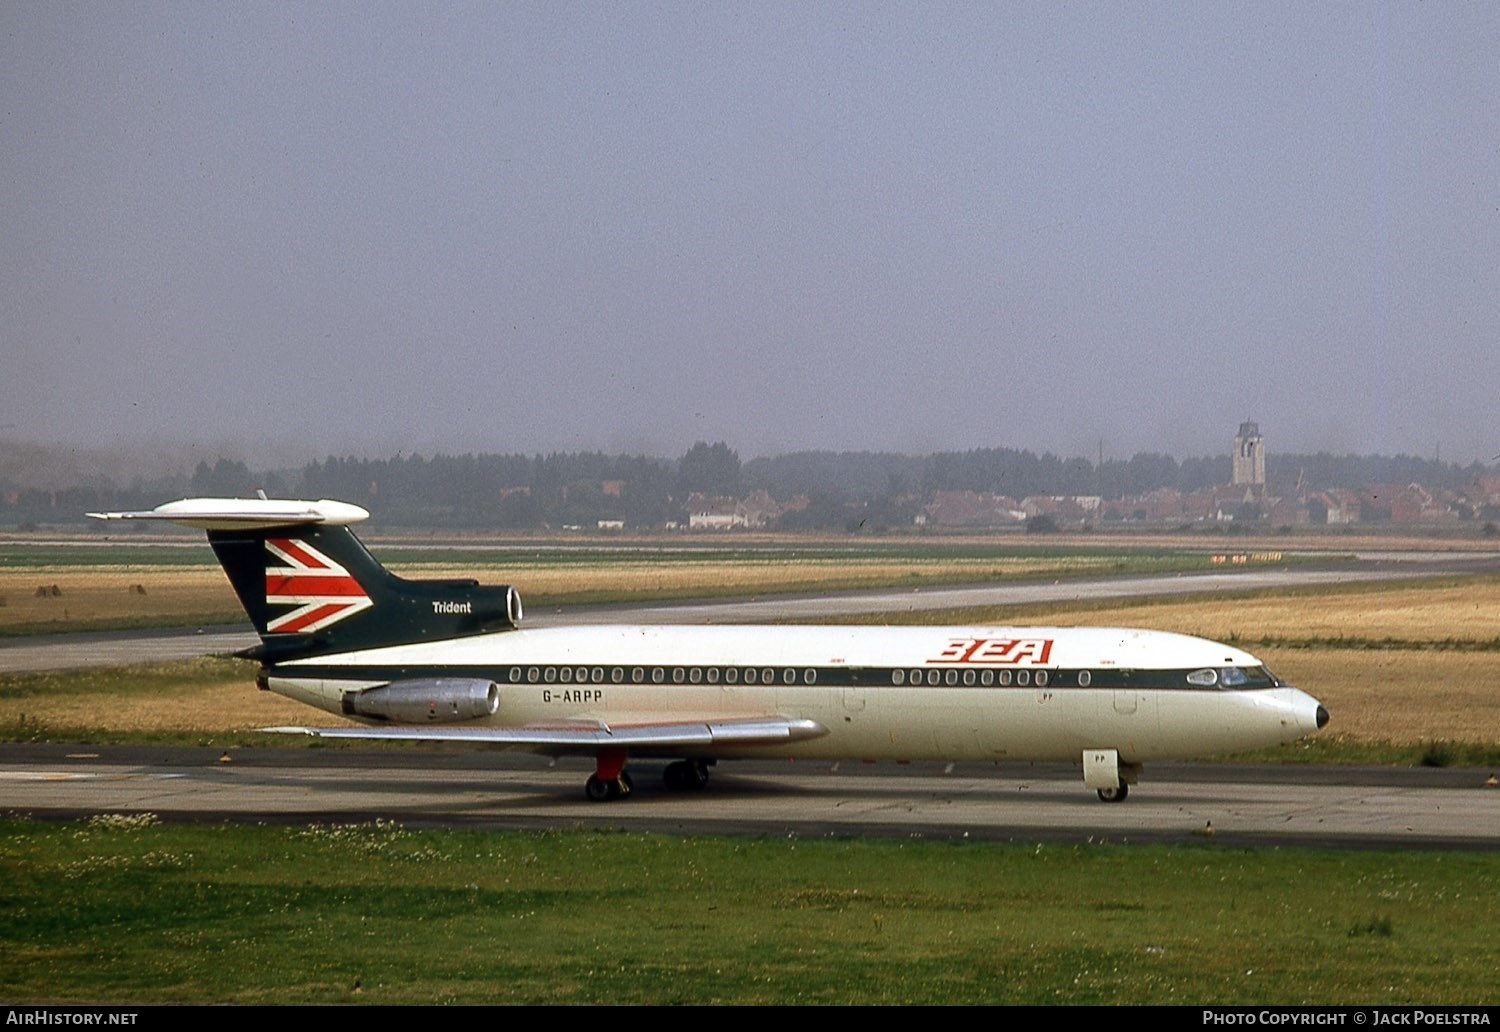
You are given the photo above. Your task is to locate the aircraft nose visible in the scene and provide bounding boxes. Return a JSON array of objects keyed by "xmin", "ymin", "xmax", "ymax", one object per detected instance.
[{"xmin": 1275, "ymin": 687, "xmax": 1327, "ymax": 737}]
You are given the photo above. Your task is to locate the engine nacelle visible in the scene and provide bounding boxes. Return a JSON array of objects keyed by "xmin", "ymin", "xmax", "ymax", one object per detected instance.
[
  {"xmin": 418, "ymin": 582, "xmax": 522, "ymax": 630},
  {"xmin": 342, "ymin": 678, "xmax": 500, "ymax": 723},
  {"xmin": 484, "ymin": 585, "xmax": 523, "ymax": 629}
]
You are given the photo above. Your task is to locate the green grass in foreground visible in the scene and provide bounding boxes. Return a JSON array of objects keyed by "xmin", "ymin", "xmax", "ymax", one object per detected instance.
[{"xmin": 1, "ymin": 818, "xmax": 1496, "ymax": 1005}]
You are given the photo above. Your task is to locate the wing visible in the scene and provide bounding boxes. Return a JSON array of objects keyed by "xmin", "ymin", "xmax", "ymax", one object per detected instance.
[{"xmin": 260, "ymin": 716, "xmax": 828, "ymax": 756}]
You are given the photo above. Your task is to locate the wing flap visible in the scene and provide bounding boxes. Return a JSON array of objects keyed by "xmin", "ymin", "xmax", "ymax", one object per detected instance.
[{"xmin": 259, "ymin": 716, "xmax": 827, "ymax": 753}]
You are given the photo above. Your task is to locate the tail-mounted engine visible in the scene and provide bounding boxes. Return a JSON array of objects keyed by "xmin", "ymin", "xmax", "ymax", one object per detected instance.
[{"xmin": 342, "ymin": 678, "xmax": 500, "ymax": 723}]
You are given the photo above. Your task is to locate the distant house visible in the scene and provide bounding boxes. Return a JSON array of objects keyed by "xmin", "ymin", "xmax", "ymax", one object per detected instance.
[
  {"xmin": 1307, "ymin": 489, "xmax": 1361, "ymax": 525},
  {"xmin": 921, "ymin": 491, "xmax": 1024, "ymax": 528},
  {"xmin": 686, "ymin": 491, "xmax": 783, "ymax": 530},
  {"xmin": 687, "ymin": 494, "xmax": 743, "ymax": 530},
  {"xmin": 739, "ymin": 490, "xmax": 782, "ymax": 529},
  {"xmin": 1020, "ymin": 496, "xmax": 1100, "ymax": 527}
]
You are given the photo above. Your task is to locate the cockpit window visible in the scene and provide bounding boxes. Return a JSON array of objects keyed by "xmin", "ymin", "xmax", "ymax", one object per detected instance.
[{"xmin": 1185, "ymin": 666, "xmax": 1278, "ymax": 689}]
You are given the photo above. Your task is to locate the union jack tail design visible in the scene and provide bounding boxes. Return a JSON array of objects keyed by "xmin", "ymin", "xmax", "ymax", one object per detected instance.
[{"xmin": 264, "ymin": 537, "xmax": 374, "ymax": 634}]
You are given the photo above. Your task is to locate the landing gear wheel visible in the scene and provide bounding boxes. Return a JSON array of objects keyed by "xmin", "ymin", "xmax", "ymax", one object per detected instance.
[
  {"xmin": 585, "ymin": 772, "xmax": 634, "ymax": 802},
  {"xmin": 663, "ymin": 760, "xmax": 711, "ymax": 791},
  {"xmin": 1096, "ymin": 784, "xmax": 1129, "ymax": 803}
]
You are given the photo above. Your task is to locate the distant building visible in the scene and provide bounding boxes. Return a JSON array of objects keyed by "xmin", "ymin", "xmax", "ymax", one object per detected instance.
[
  {"xmin": 687, "ymin": 494, "xmax": 742, "ymax": 530},
  {"xmin": 1232, "ymin": 422, "xmax": 1265, "ymax": 487},
  {"xmin": 921, "ymin": 491, "xmax": 1025, "ymax": 528}
]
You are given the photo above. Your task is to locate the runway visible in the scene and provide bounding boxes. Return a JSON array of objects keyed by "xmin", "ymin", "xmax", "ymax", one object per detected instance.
[{"xmin": 3, "ymin": 743, "xmax": 1497, "ymax": 851}]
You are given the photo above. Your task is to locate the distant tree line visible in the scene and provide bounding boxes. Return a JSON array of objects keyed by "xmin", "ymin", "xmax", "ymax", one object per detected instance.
[{"xmin": 0, "ymin": 440, "xmax": 1491, "ymax": 530}]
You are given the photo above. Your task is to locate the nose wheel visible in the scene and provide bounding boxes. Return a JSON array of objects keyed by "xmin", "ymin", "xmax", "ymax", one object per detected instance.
[{"xmin": 1096, "ymin": 784, "xmax": 1129, "ymax": 803}]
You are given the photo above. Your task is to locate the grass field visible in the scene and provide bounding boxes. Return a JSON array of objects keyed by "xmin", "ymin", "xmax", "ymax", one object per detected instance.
[{"xmin": 3, "ymin": 820, "xmax": 1498, "ymax": 1005}]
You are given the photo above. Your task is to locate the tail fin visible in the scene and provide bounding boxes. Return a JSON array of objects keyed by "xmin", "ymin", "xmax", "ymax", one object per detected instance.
[{"xmin": 89, "ymin": 498, "xmax": 522, "ymax": 660}]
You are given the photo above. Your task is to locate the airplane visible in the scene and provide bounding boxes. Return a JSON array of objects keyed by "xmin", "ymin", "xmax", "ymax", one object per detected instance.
[{"xmin": 89, "ymin": 496, "xmax": 1329, "ymax": 802}]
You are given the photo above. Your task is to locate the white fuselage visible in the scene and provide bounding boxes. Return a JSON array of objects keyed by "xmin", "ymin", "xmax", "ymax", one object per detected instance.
[{"xmin": 265, "ymin": 624, "xmax": 1325, "ymax": 764}]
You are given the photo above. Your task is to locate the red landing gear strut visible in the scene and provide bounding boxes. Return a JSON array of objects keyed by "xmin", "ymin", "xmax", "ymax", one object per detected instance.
[{"xmin": 583, "ymin": 747, "xmax": 633, "ymax": 802}]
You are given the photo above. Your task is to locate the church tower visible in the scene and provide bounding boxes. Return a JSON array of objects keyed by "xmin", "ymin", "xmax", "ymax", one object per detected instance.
[{"xmin": 1232, "ymin": 422, "xmax": 1265, "ymax": 487}]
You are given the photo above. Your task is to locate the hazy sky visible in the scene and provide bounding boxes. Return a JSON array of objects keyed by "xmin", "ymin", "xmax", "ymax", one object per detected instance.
[{"xmin": 3, "ymin": 3, "xmax": 1497, "ymax": 466}]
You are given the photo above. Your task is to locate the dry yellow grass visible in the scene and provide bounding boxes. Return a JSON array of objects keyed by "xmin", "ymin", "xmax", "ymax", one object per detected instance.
[
  {"xmin": 0, "ymin": 566, "xmax": 236, "ymax": 630},
  {"xmin": 1004, "ymin": 579, "xmax": 1500, "ymax": 645},
  {"xmin": 0, "ymin": 661, "xmax": 311, "ymax": 735},
  {"xmin": 395, "ymin": 555, "xmax": 1124, "ymax": 599},
  {"xmin": 1259, "ymin": 648, "xmax": 1500, "ymax": 745}
]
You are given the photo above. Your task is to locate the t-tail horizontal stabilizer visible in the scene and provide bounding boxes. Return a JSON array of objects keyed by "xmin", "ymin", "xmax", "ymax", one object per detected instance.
[
  {"xmin": 88, "ymin": 497, "xmax": 370, "ymax": 530},
  {"xmin": 88, "ymin": 496, "xmax": 524, "ymax": 658}
]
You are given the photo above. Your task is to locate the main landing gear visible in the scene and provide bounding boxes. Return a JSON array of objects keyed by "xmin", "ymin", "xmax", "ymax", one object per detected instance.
[
  {"xmin": 584, "ymin": 747, "xmax": 632, "ymax": 802},
  {"xmin": 582, "ymin": 751, "xmax": 714, "ymax": 802},
  {"xmin": 662, "ymin": 759, "xmax": 712, "ymax": 791},
  {"xmin": 585, "ymin": 771, "xmax": 634, "ymax": 801}
]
